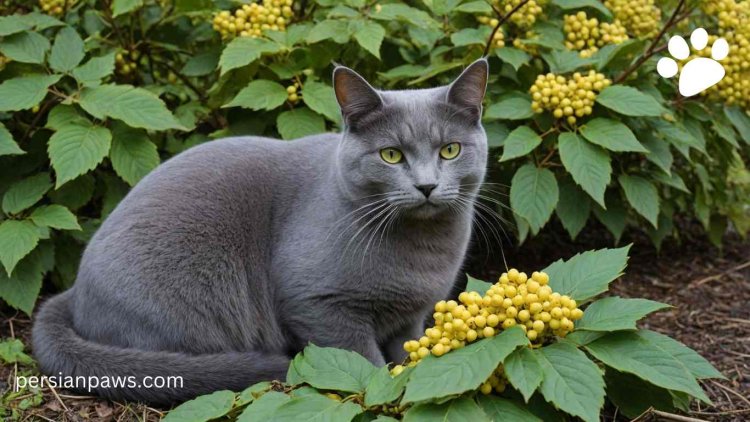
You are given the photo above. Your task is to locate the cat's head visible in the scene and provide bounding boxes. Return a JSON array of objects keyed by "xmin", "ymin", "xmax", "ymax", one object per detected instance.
[{"xmin": 333, "ymin": 59, "xmax": 489, "ymax": 219}]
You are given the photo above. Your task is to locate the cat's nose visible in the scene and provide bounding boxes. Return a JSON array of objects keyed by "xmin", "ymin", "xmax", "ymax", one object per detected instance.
[{"xmin": 415, "ymin": 184, "xmax": 437, "ymax": 198}]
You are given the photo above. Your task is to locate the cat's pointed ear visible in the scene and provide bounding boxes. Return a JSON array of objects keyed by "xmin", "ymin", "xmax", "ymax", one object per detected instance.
[
  {"xmin": 333, "ymin": 66, "xmax": 383, "ymax": 126},
  {"xmin": 446, "ymin": 58, "xmax": 489, "ymax": 121}
]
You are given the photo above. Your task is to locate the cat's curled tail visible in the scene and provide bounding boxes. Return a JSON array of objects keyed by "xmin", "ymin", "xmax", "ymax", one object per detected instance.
[{"xmin": 32, "ymin": 292, "xmax": 290, "ymax": 405}]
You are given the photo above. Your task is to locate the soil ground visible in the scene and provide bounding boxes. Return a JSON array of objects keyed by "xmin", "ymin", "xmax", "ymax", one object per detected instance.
[{"xmin": 1, "ymin": 223, "xmax": 748, "ymax": 421}]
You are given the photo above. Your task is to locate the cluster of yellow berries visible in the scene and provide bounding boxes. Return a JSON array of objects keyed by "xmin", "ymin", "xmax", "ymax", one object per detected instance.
[
  {"xmin": 564, "ymin": 11, "xmax": 629, "ymax": 57},
  {"xmin": 212, "ymin": 0, "xmax": 294, "ymax": 39},
  {"xmin": 115, "ymin": 51, "xmax": 140, "ymax": 77},
  {"xmin": 530, "ymin": 71, "xmax": 611, "ymax": 125},
  {"xmin": 476, "ymin": 17, "xmax": 506, "ymax": 48},
  {"xmin": 491, "ymin": 0, "xmax": 546, "ymax": 29},
  {"xmin": 39, "ymin": 0, "xmax": 78, "ymax": 16},
  {"xmin": 286, "ymin": 82, "xmax": 300, "ymax": 104},
  {"xmin": 604, "ymin": 0, "xmax": 662, "ymax": 37},
  {"xmin": 392, "ymin": 270, "xmax": 583, "ymax": 380}
]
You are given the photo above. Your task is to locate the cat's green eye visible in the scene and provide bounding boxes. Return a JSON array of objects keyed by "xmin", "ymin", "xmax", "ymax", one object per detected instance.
[
  {"xmin": 440, "ymin": 143, "xmax": 461, "ymax": 160},
  {"xmin": 380, "ymin": 148, "xmax": 404, "ymax": 164}
]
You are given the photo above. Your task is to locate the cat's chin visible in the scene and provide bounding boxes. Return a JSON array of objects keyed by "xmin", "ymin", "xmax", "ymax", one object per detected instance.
[{"xmin": 402, "ymin": 201, "xmax": 452, "ymax": 219}]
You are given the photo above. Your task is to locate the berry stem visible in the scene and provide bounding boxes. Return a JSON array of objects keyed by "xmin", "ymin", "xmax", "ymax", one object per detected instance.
[{"xmin": 483, "ymin": 0, "xmax": 532, "ymax": 57}]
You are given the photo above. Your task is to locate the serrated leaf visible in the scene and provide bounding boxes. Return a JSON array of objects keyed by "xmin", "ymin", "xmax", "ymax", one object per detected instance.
[
  {"xmin": 552, "ymin": 0, "xmax": 612, "ymax": 18},
  {"xmin": 371, "ymin": 4, "xmax": 439, "ymax": 28},
  {"xmin": 237, "ymin": 382, "xmax": 272, "ymax": 406},
  {"xmin": 46, "ymin": 105, "xmax": 90, "ymax": 130},
  {"xmin": 238, "ymin": 391, "xmax": 291, "ymax": 422},
  {"xmin": 271, "ymin": 393, "xmax": 363, "ymax": 421},
  {"xmin": 641, "ymin": 134, "xmax": 673, "ymax": 175},
  {"xmin": 224, "ymin": 80, "xmax": 288, "ymax": 111},
  {"xmin": 302, "ymin": 81, "xmax": 340, "ymax": 123},
  {"xmin": 163, "ymin": 390, "xmax": 235, "ymax": 422},
  {"xmin": 580, "ymin": 118, "xmax": 647, "ymax": 152},
  {"xmin": 0, "ymin": 339, "xmax": 33, "ymax": 365},
  {"xmin": 0, "ymin": 246, "xmax": 45, "ymax": 314},
  {"xmin": 277, "ymin": 108, "xmax": 326, "ymax": 140},
  {"xmin": 543, "ymin": 246, "xmax": 630, "ymax": 301},
  {"xmin": 724, "ymin": 106, "xmax": 750, "ymax": 144},
  {"xmin": 485, "ymin": 122, "xmax": 509, "ymax": 148},
  {"xmin": 451, "ymin": 27, "xmax": 490, "ymax": 47},
  {"xmin": 619, "ymin": 174, "xmax": 659, "ymax": 228},
  {"xmin": 0, "ymin": 74, "xmax": 61, "ymax": 112},
  {"xmin": 541, "ymin": 50, "xmax": 596, "ymax": 73},
  {"xmin": 535, "ymin": 342, "xmax": 605, "ymax": 422},
  {"xmin": 0, "ymin": 31, "xmax": 49, "ymax": 64},
  {"xmin": 29, "ymin": 205, "xmax": 81, "ymax": 231},
  {"xmin": 510, "ymin": 164, "xmax": 559, "ymax": 234},
  {"xmin": 219, "ymin": 37, "xmax": 283, "ymax": 75},
  {"xmin": 181, "ymin": 49, "xmax": 221, "ymax": 77},
  {"xmin": 48, "ymin": 123, "xmax": 112, "ymax": 188},
  {"xmin": 495, "ymin": 47, "xmax": 531, "ymax": 71},
  {"xmin": 593, "ymin": 194, "xmax": 628, "ymax": 243},
  {"xmin": 49, "ymin": 26, "xmax": 85, "ymax": 72},
  {"xmin": 636, "ymin": 330, "xmax": 724, "ymax": 380},
  {"xmin": 485, "ymin": 94, "xmax": 533, "ymax": 120},
  {"xmin": 72, "ymin": 53, "xmax": 116, "ymax": 86},
  {"xmin": 556, "ymin": 178, "xmax": 591, "ymax": 240},
  {"xmin": 364, "ymin": 366, "xmax": 412, "ymax": 407},
  {"xmin": 595, "ymin": 86, "xmax": 663, "ymax": 116},
  {"xmin": 354, "ymin": 21, "xmax": 385, "ymax": 58},
  {"xmin": 476, "ymin": 396, "xmax": 541, "ymax": 422},
  {"xmin": 0, "ymin": 15, "xmax": 31, "ymax": 37},
  {"xmin": 558, "ymin": 132, "xmax": 611, "ymax": 207},
  {"xmin": 295, "ymin": 344, "xmax": 377, "ymax": 393},
  {"xmin": 0, "ymin": 123, "xmax": 24, "ymax": 156},
  {"xmin": 504, "ymin": 347, "xmax": 543, "ymax": 402},
  {"xmin": 403, "ymin": 396, "xmax": 490, "ymax": 422},
  {"xmin": 465, "ymin": 274, "xmax": 492, "ymax": 295},
  {"xmin": 402, "ymin": 327, "xmax": 527, "ymax": 403},
  {"xmin": 2, "ymin": 173, "xmax": 52, "ymax": 215},
  {"xmin": 585, "ymin": 330, "xmax": 710, "ymax": 403},
  {"xmin": 499, "ymin": 126, "xmax": 541, "ymax": 162},
  {"xmin": 0, "ymin": 220, "xmax": 39, "ymax": 276},
  {"xmin": 307, "ymin": 19, "xmax": 351, "ymax": 44},
  {"xmin": 110, "ymin": 124, "xmax": 160, "ymax": 186},
  {"xmin": 577, "ymin": 297, "xmax": 669, "ymax": 332},
  {"xmin": 80, "ymin": 84, "xmax": 184, "ymax": 131},
  {"xmin": 112, "ymin": 0, "xmax": 144, "ymax": 17},
  {"xmin": 455, "ymin": 1, "xmax": 493, "ymax": 13}
]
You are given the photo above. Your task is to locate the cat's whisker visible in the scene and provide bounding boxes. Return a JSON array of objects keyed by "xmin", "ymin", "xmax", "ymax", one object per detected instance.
[
  {"xmin": 343, "ymin": 202, "xmax": 394, "ymax": 263},
  {"xmin": 361, "ymin": 204, "xmax": 397, "ymax": 268},
  {"xmin": 326, "ymin": 197, "xmax": 393, "ymax": 243},
  {"xmin": 453, "ymin": 195, "xmax": 510, "ymax": 269}
]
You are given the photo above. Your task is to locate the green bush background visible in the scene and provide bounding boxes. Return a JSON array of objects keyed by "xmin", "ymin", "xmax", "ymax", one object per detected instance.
[{"xmin": 0, "ymin": 0, "xmax": 749, "ymax": 315}]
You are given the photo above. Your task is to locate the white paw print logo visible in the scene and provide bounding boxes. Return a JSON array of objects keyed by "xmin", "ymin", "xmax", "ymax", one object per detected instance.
[{"xmin": 657, "ymin": 28, "xmax": 729, "ymax": 97}]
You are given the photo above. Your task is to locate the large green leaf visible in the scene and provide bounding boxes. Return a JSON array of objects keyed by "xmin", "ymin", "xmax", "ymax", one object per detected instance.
[
  {"xmin": 237, "ymin": 382, "xmax": 272, "ymax": 406},
  {"xmin": 48, "ymin": 123, "xmax": 112, "ymax": 188},
  {"xmin": 0, "ymin": 15, "xmax": 30, "ymax": 37},
  {"xmin": 585, "ymin": 330, "xmax": 710, "ymax": 403},
  {"xmin": 402, "ymin": 327, "xmax": 527, "ymax": 403},
  {"xmin": 451, "ymin": 27, "xmax": 490, "ymax": 47},
  {"xmin": 499, "ymin": 126, "xmax": 541, "ymax": 162},
  {"xmin": 29, "ymin": 205, "xmax": 81, "ymax": 231},
  {"xmin": 535, "ymin": 343, "xmax": 605, "ymax": 422},
  {"xmin": 510, "ymin": 164, "xmax": 559, "ymax": 234},
  {"xmin": 110, "ymin": 123, "xmax": 160, "ymax": 186},
  {"xmin": 580, "ymin": 118, "xmax": 647, "ymax": 152},
  {"xmin": 403, "ymin": 397, "xmax": 490, "ymax": 422},
  {"xmin": 555, "ymin": 178, "xmax": 591, "ymax": 240},
  {"xmin": 112, "ymin": 0, "xmax": 144, "ymax": 17},
  {"xmin": 238, "ymin": 391, "xmax": 291, "ymax": 422},
  {"xmin": 485, "ymin": 95, "xmax": 533, "ymax": 120},
  {"xmin": 49, "ymin": 26, "xmax": 85, "ymax": 72},
  {"xmin": 224, "ymin": 80, "xmax": 288, "ymax": 111},
  {"xmin": 364, "ymin": 366, "xmax": 412, "ymax": 407},
  {"xmin": 543, "ymin": 246, "xmax": 630, "ymax": 302},
  {"xmin": 295, "ymin": 344, "xmax": 378, "ymax": 393},
  {"xmin": 557, "ymin": 132, "xmax": 611, "ymax": 207},
  {"xmin": 302, "ymin": 81, "xmax": 341, "ymax": 123},
  {"xmin": 636, "ymin": 330, "xmax": 723, "ymax": 380},
  {"xmin": 619, "ymin": 175, "xmax": 659, "ymax": 228},
  {"xmin": 219, "ymin": 37, "xmax": 283, "ymax": 75},
  {"xmin": 163, "ymin": 390, "xmax": 235, "ymax": 422},
  {"xmin": 552, "ymin": 0, "xmax": 612, "ymax": 18},
  {"xmin": 641, "ymin": 134, "xmax": 673, "ymax": 175},
  {"xmin": 0, "ymin": 245, "xmax": 46, "ymax": 314},
  {"xmin": 593, "ymin": 194, "xmax": 628, "ymax": 243},
  {"xmin": 277, "ymin": 108, "xmax": 326, "ymax": 140},
  {"xmin": 307, "ymin": 20, "xmax": 351, "ymax": 44},
  {"xmin": 495, "ymin": 47, "xmax": 531, "ymax": 71},
  {"xmin": 0, "ymin": 74, "xmax": 61, "ymax": 112},
  {"xmin": 0, "ymin": 31, "xmax": 49, "ymax": 64},
  {"xmin": 79, "ymin": 85, "xmax": 185, "ymax": 131},
  {"xmin": 370, "ymin": 4, "xmax": 439, "ymax": 28},
  {"xmin": 0, "ymin": 220, "xmax": 39, "ymax": 276},
  {"xmin": 465, "ymin": 274, "xmax": 492, "ymax": 295},
  {"xmin": 504, "ymin": 347, "xmax": 543, "ymax": 402},
  {"xmin": 595, "ymin": 86, "xmax": 664, "ymax": 117},
  {"xmin": 605, "ymin": 369, "xmax": 678, "ymax": 419},
  {"xmin": 354, "ymin": 21, "xmax": 385, "ymax": 58},
  {"xmin": 270, "ymin": 393, "xmax": 363, "ymax": 421},
  {"xmin": 72, "ymin": 53, "xmax": 116, "ymax": 87},
  {"xmin": 476, "ymin": 396, "xmax": 541, "ymax": 422},
  {"xmin": 577, "ymin": 297, "xmax": 669, "ymax": 332},
  {"xmin": 0, "ymin": 123, "xmax": 24, "ymax": 156},
  {"xmin": 2, "ymin": 173, "xmax": 52, "ymax": 215},
  {"xmin": 541, "ymin": 50, "xmax": 596, "ymax": 73},
  {"xmin": 724, "ymin": 106, "xmax": 750, "ymax": 144}
]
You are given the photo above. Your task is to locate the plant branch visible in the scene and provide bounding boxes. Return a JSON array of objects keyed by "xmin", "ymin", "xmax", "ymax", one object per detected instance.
[{"xmin": 483, "ymin": 0, "xmax": 531, "ymax": 57}]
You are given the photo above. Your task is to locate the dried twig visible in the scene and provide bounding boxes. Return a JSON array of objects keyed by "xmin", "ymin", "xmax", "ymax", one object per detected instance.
[{"xmin": 483, "ymin": 0, "xmax": 532, "ymax": 57}]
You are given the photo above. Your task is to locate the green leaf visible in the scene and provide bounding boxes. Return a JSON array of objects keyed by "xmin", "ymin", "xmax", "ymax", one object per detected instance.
[
  {"xmin": 271, "ymin": 393, "xmax": 363, "ymax": 421},
  {"xmin": 30, "ymin": 205, "xmax": 81, "ymax": 231},
  {"xmin": 80, "ymin": 84, "xmax": 185, "ymax": 131},
  {"xmin": 219, "ymin": 37, "xmax": 283, "ymax": 75},
  {"xmin": 484, "ymin": 122, "xmax": 509, "ymax": 148},
  {"xmin": 224, "ymin": 80, "xmax": 288, "ymax": 111},
  {"xmin": 465, "ymin": 274, "xmax": 492, "ymax": 295},
  {"xmin": 0, "ymin": 247, "xmax": 45, "ymax": 315},
  {"xmin": 16, "ymin": 12, "xmax": 64, "ymax": 31},
  {"xmin": 46, "ymin": 105, "xmax": 89, "ymax": 130},
  {"xmin": 451, "ymin": 27, "xmax": 490, "ymax": 47},
  {"xmin": 556, "ymin": 179, "xmax": 591, "ymax": 240},
  {"xmin": 485, "ymin": 94, "xmax": 533, "ymax": 120},
  {"xmin": 504, "ymin": 347, "xmax": 543, "ymax": 402},
  {"xmin": 724, "ymin": 106, "xmax": 750, "ymax": 144},
  {"xmin": 370, "ymin": 4, "xmax": 439, "ymax": 28},
  {"xmin": 303, "ymin": 81, "xmax": 341, "ymax": 123},
  {"xmin": 402, "ymin": 327, "xmax": 527, "ymax": 403},
  {"xmin": 593, "ymin": 194, "xmax": 628, "ymax": 242},
  {"xmin": 543, "ymin": 246, "xmax": 630, "ymax": 302},
  {"xmin": 364, "ymin": 366, "xmax": 412, "ymax": 407},
  {"xmin": 354, "ymin": 21, "xmax": 385, "ymax": 58},
  {"xmin": 0, "ymin": 31, "xmax": 50, "ymax": 64},
  {"xmin": 0, "ymin": 15, "xmax": 31, "ymax": 37},
  {"xmin": 72, "ymin": 53, "xmax": 116, "ymax": 86},
  {"xmin": 595, "ymin": 85, "xmax": 664, "ymax": 117},
  {"xmin": 653, "ymin": 171, "xmax": 688, "ymax": 193},
  {"xmin": 110, "ymin": 124, "xmax": 160, "ymax": 186},
  {"xmin": 0, "ymin": 123, "xmax": 24, "ymax": 156},
  {"xmin": 510, "ymin": 164, "xmax": 559, "ymax": 234},
  {"xmin": 636, "ymin": 330, "xmax": 724, "ymax": 380},
  {"xmin": 577, "ymin": 297, "xmax": 669, "ymax": 332},
  {"xmin": 585, "ymin": 330, "xmax": 710, "ymax": 403},
  {"xmin": 163, "ymin": 390, "xmax": 235, "ymax": 422},
  {"xmin": 456, "ymin": 1, "xmax": 493, "ymax": 13},
  {"xmin": 0, "ymin": 220, "xmax": 39, "ymax": 276},
  {"xmin": 535, "ymin": 342, "xmax": 605, "ymax": 422},
  {"xmin": 541, "ymin": 50, "xmax": 596, "ymax": 74},
  {"xmin": 307, "ymin": 20, "xmax": 351, "ymax": 44},
  {"xmin": 181, "ymin": 49, "xmax": 221, "ymax": 77},
  {"xmin": 238, "ymin": 391, "xmax": 291, "ymax": 422},
  {"xmin": 277, "ymin": 108, "xmax": 326, "ymax": 140},
  {"xmin": 619, "ymin": 175, "xmax": 659, "ymax": 228},
  {"xmin": 0, "ymin": 74, "xmax": 61, "ymax": 112},
  {"xmin": 499, "ymin": 126, "xmax": 542, "ymax": 162},
  {"xmin": 641, "ymin": 134, "xmax": 673, "ymax": 175},
  {"xmin": 2, "ymin": 173, "xmax": 52, "ymax": 215},
  {"xmin": 0, "ymin": 339, "xmax": 33, "ymax": 365},
  {"xmin": 48, "ymin": 123, "xmax": 112, "ymax": 188},
  {"xmin": 237, "ymin": 382, "xmax": 272, "ymax": 406},
  {"xmin": 403, "ymin": 397, "xmax": 490, "ymax": 422},
  {"xmin": 605, "ymin": 369, "xmax": 678, "ymax": 419},
  {"xmin": 558, "ymin": 132, "xmax": 611, "ymax": 207},
  {"xmin": 495, "ymin": 47, "xmax": 531, "ymax": 71},
  {"xmin": 295, "ymin": 344, "xmax": 378, "ymax": 393},
  {"xmin": 112, "ymin": 0, "xmax": 144, "ymax": 17},
  {"xmin": 580, "ymin": 118, "xmax": 647, "ymax": 152},
  {"xmin": 476, "ymin": 395, "xmax": 541, "ymax": 422},
  {"xmin": 552, "ymin": 0, "xmax": 612, "ymax": 18},
  {"xmin": 49, "ymin": 26, "xmax": 85, "ymax": 72}
]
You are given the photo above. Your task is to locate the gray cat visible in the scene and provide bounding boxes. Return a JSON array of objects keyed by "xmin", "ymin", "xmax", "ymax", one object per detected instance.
[{"xmin": 32, "ymin": 58, "xmax": 489, "ymax": 405}]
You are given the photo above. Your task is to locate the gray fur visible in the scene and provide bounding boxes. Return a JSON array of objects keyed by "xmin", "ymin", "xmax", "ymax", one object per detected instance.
[{"xmin": 32, "ymin": 59, "xmax": 489, "ymax": 404}]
